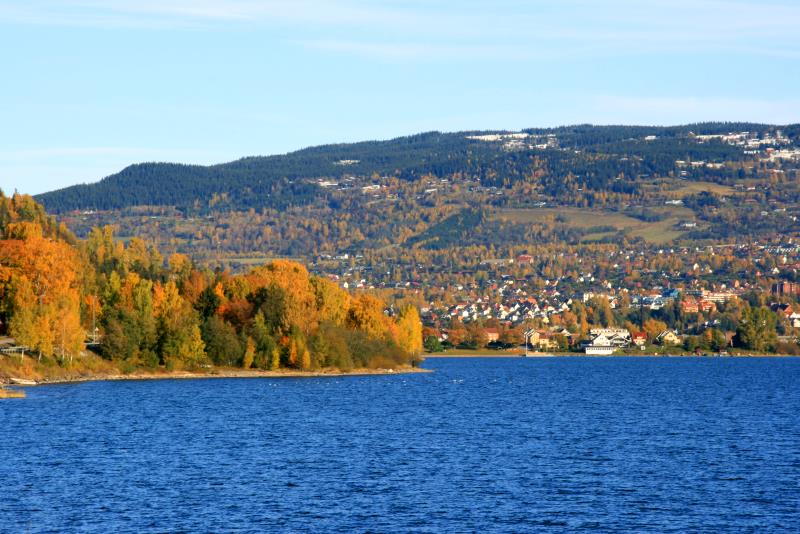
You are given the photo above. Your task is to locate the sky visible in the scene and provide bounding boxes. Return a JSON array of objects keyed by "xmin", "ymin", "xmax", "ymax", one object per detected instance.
[{"xmin": 1, "ymin": 0, "xmax": 799, "ymax": 195}]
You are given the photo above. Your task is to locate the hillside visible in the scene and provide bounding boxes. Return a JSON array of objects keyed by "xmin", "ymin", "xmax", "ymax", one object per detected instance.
[
  {"xmin": 36, "ymin": 123, "xmax": 797, "ymax": 213},
  {"xmin": 32, "ymin": 123, "xmax": 800, "ymax": 286}
]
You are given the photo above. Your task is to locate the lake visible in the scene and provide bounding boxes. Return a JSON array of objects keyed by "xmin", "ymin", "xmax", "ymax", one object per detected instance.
[{"xmin": 2, "ymin": 357, "xmax": 799, "ymax": 532}]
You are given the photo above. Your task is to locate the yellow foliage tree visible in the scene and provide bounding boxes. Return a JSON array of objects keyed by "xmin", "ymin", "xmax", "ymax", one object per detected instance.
[
  {"xmin": 347, "ymin": 294, "xmax": 391, "ymax": 340},
  {"xmin": 300, "ymin": 348, "xmax": 311, "ymax": 370},
  {"xmin": 311, "ymin": 276, "xmax": 351, "ymax": 325},
  {"xmin": 247, "ymin": 260, "xmax": 317, "ymax": 333},
  {"xmin": 287, "ymin": 340, "xmax": 298, "ymax": 367},
  {"xmin": 9, "ymin": 275, "xmax": 37, "ymax": 353},
  {"xmin": 643, "ymin": 319, "xmax": 668, "ymax": 341},
  {"xmin": 154, "ymin": 280, "xmax": 207, "ymax": 368},
  {"xmin": 168, "ymin": 253, "xmax": 193, "ymax": 282},
  {"xmin": 270, "ymin": 347, "xmax": 281, "ymax": 370},
  {"xmin": 242, "ymin": 337, "xmax": 255, "ymax": 369},
  {"xmin": 396, "ymin": 305, "xmax": 423, "ymax": 357}
]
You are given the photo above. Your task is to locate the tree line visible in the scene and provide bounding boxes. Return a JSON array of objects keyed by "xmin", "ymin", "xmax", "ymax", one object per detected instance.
[{"xmin": 0, "ymin": 193, "xmax": 422, "ymax": 371}]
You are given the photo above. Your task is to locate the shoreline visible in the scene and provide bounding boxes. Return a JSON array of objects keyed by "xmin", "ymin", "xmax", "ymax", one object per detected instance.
[
  {"xmin": 2, "ymin": 366, "xmax": 430, "ymax": 388},
  {"xmin": 425, "ymin": 353, "xmax": 799, "ymax": 358},
  {"xmin": 6, "ymin": 352, "xmax": 797, "ymax": 389}
]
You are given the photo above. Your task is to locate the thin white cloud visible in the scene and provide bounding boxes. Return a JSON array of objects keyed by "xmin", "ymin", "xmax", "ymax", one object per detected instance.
[
  {"xmin": 4, "ymin": 0, "xmax": 800, "ymax": 56},
  {"xmin": 0, "ymin": 0, "xmax": 435, "ymax": 30}
]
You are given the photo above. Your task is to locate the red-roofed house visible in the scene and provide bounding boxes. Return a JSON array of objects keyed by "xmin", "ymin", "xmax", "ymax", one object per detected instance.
[{"xmin": 631, "ymin": 331, "xmax": 647, "ymax": 347}]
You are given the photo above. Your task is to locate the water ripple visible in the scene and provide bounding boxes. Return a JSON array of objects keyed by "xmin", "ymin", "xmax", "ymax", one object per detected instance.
[{"xmin": 1, "ymin": 357, "xmax": 799, "ymax": 532}]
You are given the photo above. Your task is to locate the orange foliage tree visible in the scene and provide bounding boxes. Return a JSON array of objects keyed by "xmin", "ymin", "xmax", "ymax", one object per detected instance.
[{"xmin": 0, "ymin": 222, "xmax": 85, "ymax": 359}]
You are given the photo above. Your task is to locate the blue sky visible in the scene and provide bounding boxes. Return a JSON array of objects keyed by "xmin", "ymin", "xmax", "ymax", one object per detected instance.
[{"xmin": 1, "ymin": 0, "xmax": 799, "ymax": 195}]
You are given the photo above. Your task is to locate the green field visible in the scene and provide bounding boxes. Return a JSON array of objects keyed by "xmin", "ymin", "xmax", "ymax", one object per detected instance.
[
  {"xmin": 637, "ymin": 179, "xmax": 736, "ymax": 198},
  {"xmin": 671, "ymin": 181, "xmax": 736, "ymax": 197},
  {"xmin": 496, "ymin": 205, "xmax": 701, "ymax": 244}
]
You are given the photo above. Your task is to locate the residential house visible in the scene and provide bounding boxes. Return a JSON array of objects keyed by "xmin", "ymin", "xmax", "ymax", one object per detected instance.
[
  {"xmin": 588, "ymin": 328, "xmax": 631, "ymax": 347},
  {"xmin": 681, "ymin": 298, "xmax": 716, "ymax": 314},
  {"xmin": 703, "ymin": 291, "xmax": 736, "ymax": 303},
  {"xmin": 525, "ymin": 330, "xmax": 541, "ymax": 347},
  {"xmin": 583, "ymin": 328, "xmax": 631, "ymax": 355},
  {"xmin": 550, "ymin": 327, "xmax": 573, "ymax": 342},
  {"xmin": 484, "ymin": 328, "xmax": 500, "ymax": 343},
  {"xmin": 631, "ymin": 331, "xmax": 647, "ymax": 347},
  {"xmin": 771, "ymin": 303, "xmax": 800, "ymax": 328},
  {"xmin": 583, "ymin": 334, "xmax": 615, "ymax": 355},
  {"xmin": 536, "ymin": 331, "xmax": 556, "ymax": 350},
  {"xmin": 656, "ymin": 330, "xmax": 682, "ymax": 346}
]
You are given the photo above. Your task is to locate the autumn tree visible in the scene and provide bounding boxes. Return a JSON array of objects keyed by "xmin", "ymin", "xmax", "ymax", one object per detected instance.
[
  {"xmin": 736, "ymin": 307, "xmax": 777, "ymax": 352},
  {"xmin": 242, "ymin": 337, "xmax": 256, "ymax": 369},
  {"xmin": 311, "ymin": 276, "xmax": 351, "ymax": 325},
  {"xmin": 643, "ymin": 319, "xmax": 668, "ymax": 342},
  {"xmin": 347, "ymin": 294, "xmax": 393, "ymax": 340},
  {"xmin": 201, "ymin": 315, "xmax": 243, "ymax": 366},
  {"xmin": 395, "ymin": 305, "xmax": 423, "ymax": 356},
  {"xmin": 9, "ymin": 275, "xmax": 37, "ymax": 354},
  {"xmin": 0, "ymin": 224, "xmax": 85, "ymax": 360},
  {"xmin": 247, "ymin": 260, "xmax": 318, "ymax": 333},
  {"xmin": 153, "ymin": 280, "xmax": 207, "ymax": 369}
]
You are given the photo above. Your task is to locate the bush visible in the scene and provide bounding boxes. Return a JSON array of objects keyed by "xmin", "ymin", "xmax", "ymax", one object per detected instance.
[{"xmin": 424, "ymin": 336, "xmax": 444, "ymax": 353}]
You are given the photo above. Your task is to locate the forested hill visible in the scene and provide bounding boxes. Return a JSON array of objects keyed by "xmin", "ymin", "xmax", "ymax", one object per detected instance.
[{"xmin": 36, "ymin": 123, "xmax": 798, "ymax": 213}]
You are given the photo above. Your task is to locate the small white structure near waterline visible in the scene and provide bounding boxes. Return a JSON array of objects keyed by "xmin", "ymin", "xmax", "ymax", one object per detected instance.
[
  {"xmin": 582, "ymin": 333, "xmax": 620, "ymax": 355},
  {"xmin": 584, "ymin": 344, "xmax": 616, "ymax": 356}
]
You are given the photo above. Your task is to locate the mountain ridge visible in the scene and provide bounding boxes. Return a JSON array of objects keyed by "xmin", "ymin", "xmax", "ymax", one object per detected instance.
[{"xmin": 36, "ymin": 122, "xmax": 797, "ymax": 213}]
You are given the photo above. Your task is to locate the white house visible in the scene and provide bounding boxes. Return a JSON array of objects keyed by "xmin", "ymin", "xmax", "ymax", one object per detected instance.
[{"xmin": 584, "ymin": 335, "xmax": 615, "ymax": 355}]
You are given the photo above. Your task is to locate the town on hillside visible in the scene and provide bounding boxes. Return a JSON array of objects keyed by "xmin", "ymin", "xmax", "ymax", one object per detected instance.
[{"xmin": 310, "ymin": 244, "xmax": 800, "ymax": 355}]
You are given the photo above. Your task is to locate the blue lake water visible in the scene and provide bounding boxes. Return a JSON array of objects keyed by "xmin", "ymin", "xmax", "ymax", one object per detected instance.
[{"xmin": 1, "ymin": 357, "xmax": 799, "ymax": 533}]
